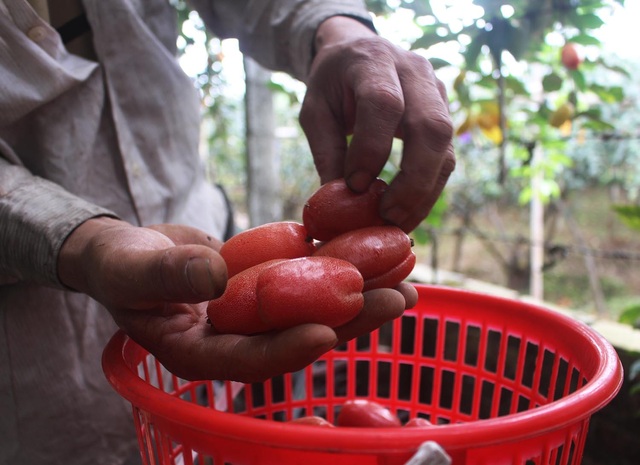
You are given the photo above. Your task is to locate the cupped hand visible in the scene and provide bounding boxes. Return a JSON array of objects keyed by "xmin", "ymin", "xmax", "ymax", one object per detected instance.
[
  {"xmin": 57, "ymin": 217, "xmax": 415, "ymax": 382},
  {"xmin": 300, "ymin": 16, "xmax": 456, "ymax": 233}
]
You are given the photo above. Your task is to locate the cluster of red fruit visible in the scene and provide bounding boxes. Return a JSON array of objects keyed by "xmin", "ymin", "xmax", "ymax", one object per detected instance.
[
  {"xmin": 290, "ymin": 399, "xmax": 433, "ymax": 428},
  {"xmin": 206, "ymin": 178, "xmax": 416, "ymax": 335}
]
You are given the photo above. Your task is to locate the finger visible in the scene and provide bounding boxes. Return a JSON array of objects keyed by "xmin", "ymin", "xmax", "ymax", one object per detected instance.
[
  {"xmin": 299, "ymin": 92, "xmax": 349, "ymax": 184},
  {"xmin": 333, "ymin": 288, "xmax": 405, "ymax": 343},
  {"xmin": 379, "ymin": 57, "xmax": 455, "ymax": 232},
  {"xmin": 395, "ymin": 282, "xmax": 419, "ymax": 309},
  {"xmin": 168, "ymin": 324, "xmax": 338, "ymax": 382},
  {"xmin": 147, "ymin": 223, "xmax": 223, "ymax": 251},
  {"xmin": 344, "ymin": 50, "xmax": 405, "ymax": 192},
  {"xmin": 104, "ymin": 244, "xmax": 228, "ymax": 308}
]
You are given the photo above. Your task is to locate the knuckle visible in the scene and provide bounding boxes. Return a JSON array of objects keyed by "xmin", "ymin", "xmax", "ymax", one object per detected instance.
[{"xmin": 365, "ymin": 85, "xmax": 405, "ymax": 118}]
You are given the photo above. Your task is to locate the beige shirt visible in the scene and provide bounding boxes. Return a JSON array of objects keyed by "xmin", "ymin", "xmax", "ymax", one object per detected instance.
[{"xmin": 0, "ymin": 1, "xmax": 371, "ymax": 464}]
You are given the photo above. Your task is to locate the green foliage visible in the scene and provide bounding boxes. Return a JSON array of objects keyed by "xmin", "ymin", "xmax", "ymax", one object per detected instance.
[
  {"xmin": 613, "ymin": 205, "xmax": 640, "ymax": 231},
  {"xmin": 619, "ymin": 304, "xmax": 640, "ymax": 327}
]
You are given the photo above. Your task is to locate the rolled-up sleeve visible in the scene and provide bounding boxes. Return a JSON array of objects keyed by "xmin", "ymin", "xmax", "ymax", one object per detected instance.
[
  {"xmin": 0, "ymin": 156, "xmax": 116, "ymax": 287},
  {"xmin": 188, "ymin": 0, "xmax": 374, "ymax": 81}
]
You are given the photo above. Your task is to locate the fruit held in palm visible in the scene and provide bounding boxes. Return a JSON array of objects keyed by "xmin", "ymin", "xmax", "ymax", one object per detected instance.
[
  {"xmin": 303, "ymin": 178, "xmax": 388, "ymax": 241},
  {"xmin": 257, "ymin": 256, "xmax": 364, "ymax": 329},
  {"xmin": 220, "ymin": 221, "xmax": 316, "ymax": 278},
  {"xmin": 313, "ymin": 225, "xmax": 415, "ymax": 291},
  {"xmin": 207, "ymin": 259, "xmax": 285, "ymax": 335}
]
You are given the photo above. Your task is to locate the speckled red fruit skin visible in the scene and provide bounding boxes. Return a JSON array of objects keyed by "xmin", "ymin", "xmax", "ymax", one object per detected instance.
[
  {"xmin": 257, "ymin": 256, "xmax": 364, "ymax": 330},
  {"xmin": 313, "ymin": 225, "xmax": 415, "ymax": 291},
  {"xmin": 303, "ymin": 178, "xmax": 388, "ymax": 241},
  {"xmin": 220, "ymin": 222, "xmax": 316, "ymax": 278},
  {"xmin": 336, "ymin": 399, "xmax": 401, "ymax": 428},
  {"xmin": 206, "ymin": 259, "xmax": 285, "ymax": 335}
]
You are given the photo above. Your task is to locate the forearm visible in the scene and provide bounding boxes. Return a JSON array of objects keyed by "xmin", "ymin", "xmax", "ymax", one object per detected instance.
[
  {"xmin": 189, "ymin": 0, "xmax": 374, "ymax": 81},
  {"xmin": 313, "ymin": 15, "xmax": 377, "ymax": 53},
  {"xmin": 0, "ymin": 158, "xmax": 117, "ymax": 287}
]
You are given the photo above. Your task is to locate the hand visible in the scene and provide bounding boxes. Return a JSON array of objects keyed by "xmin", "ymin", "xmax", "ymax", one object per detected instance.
[
  {"xmin": 58, "ymin": 217, "xmax": 416, "ymax": 382},
  {"xmin": 300, "ymin": 16, "xmax": 456, "ymax": 233}
]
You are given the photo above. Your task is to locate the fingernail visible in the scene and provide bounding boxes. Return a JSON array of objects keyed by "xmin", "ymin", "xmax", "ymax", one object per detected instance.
[
  {"xmin": 347, "ymin": 171, "xmax": 373, "ymax": 192},
  {"xmin": 186, "ymin": 257, "xmax": 214, "ymax": 298}
]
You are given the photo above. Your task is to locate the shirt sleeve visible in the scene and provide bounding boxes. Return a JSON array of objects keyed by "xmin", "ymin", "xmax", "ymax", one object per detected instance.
[
  {"xmin": 188, "ymin": 0, "xmax": 375, "ymax": 82},
  {"xmin": 0, "ymin": 155, "xmax": 118, "ymax": 288}
]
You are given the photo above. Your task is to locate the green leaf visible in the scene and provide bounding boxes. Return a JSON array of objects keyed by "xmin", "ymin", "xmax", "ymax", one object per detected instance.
[
  {"xmin": 571, "ymin": 12, "xmax": 606, "ymax": 30},
  {"xmin": 570, "ymin": 69, "xmax": 586, "ymax": 92},
  {"xmin": 619, "ymin": 304, "xmax": 640, "ymax": 327},
  {"xmin": 428, "ymin": 57, "xmax": 453, "ymax": 70},
  {"xmin": 505, "ymin": 76, "xmax": 528, "ymax": 95},
  {"xmin": 568, "ymin": 33, "xmax": 601, "ymax": 46},
  {"xmin": 542, "ymin": 72, "xmax": 563, "ymax": 92},
  {"xmin": 613, "ymin": 205, "xmax": 640, "ymax": 231},
  {"xmin": 411, "ymin": 32, "xmax": 453, "ymax": 51},
  {"xmin": 591, "ymin": 84, "xmax": 625, "ymax": 103},
  {"xmin": 402, "ymin": 0, "xmax": 433, "ymax": 17},
  {"xmin": 464, "ymin": 30, "xmax": 487, "ymax": 70}
]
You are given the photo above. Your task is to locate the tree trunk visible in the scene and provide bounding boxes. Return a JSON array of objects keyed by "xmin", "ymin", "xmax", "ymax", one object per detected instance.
[{"xmin": 244, "ymin": 56, "xmax": 282, "ymax": 227}]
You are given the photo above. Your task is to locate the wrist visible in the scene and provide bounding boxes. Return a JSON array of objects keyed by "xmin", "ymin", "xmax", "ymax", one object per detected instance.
[
  {"xmin": 57, "ymin": 216, "xmax": 125, "ymax": 292},
  {"xmin": 314, "ymin": 15, "xmax": 377, "ymax": 54}
]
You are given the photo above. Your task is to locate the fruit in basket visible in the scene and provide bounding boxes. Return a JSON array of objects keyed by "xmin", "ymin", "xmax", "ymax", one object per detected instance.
[
  {"xmin": 220, "ymin": 221, "xmax": 316, "ymax": 278},
  {"xmin": 405, "ymin": 417, "xmax": 433, "ymax": 427},
  {"xmin": 257, "ymin": 256, "xmax": 364, "ymax": 329},
  {"xmin": 303, "ymin": 178, "xmax": 388, "ymax": 241},
  {"xmin": 336, "ymin": 399, "xmax": 402, "ymax": 428},
  {"xmin": 289, "ymin": 416, "xmax": 335, "ymax": 427},
  {"xmin": 313, "ymin": 226, "xmax": 416, "ymax": 291}
]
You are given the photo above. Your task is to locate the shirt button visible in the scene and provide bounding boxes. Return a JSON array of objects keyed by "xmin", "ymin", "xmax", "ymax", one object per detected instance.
[{"xmin": 27, "ymin": 26, "xmax": 48, "ymax": 43}]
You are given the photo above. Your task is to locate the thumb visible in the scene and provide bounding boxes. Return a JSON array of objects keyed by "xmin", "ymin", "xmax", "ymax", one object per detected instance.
[{"xmin": 103, "ymin": 244, "xmax": 228, "ymax": 309}]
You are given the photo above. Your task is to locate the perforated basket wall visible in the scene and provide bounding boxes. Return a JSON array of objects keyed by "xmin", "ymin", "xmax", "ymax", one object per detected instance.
[{"xmin": 102, "ymin": 285, "xmax": 623, "ymax": 465}]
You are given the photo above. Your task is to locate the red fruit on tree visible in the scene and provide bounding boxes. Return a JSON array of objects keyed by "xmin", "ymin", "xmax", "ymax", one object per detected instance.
[{"xmin": 561, "ymin": 43, "xmax": 582, "ymax": 70}]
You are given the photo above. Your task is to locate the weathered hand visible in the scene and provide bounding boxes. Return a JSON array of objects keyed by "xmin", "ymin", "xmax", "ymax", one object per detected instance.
[
  {"xmin": 57, "ymin": 217, "xmax": 416, "ymax": 382},
  {"xmin": 300, "ymin": 16, "xmax": 456, "ymax": 233}
]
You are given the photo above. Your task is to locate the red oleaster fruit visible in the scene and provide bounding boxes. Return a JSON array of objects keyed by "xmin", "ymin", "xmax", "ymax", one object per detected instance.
[
  {"xmin": 257, "ymin": 256, "xmax": 364, "ymax": 330},
  {"xmin": 303, "ymin": 178, "xmax": 388, "ymax": 241},
  {"xmin": 313, "ymin": 225, "xmax": 416, "ymax": 291},
  {"xmin": 289, "ymin": 416, "xmax": 335, "ymax": 427},
  {"xmin": 206, "ymin": 259, "xmax": 285, "ymax": 335},
  {"xmin": 336, "ymin": 399, "xmax": 402, "ymax": 428},
  {"xmin": 220, "ymin": 221, "xmax": 316, "ymax": 278},
  {"xmin": 561, "ymin": 43, "xmax": 582, "ymax": 70},
  {"xmin": 405, "ymin": 417, "xmax": 433, "ymax": 427}
]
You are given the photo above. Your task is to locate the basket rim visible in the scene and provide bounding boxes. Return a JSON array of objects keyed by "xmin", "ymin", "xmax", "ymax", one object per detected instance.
[{"xmin": 102, "ymin": 284, "xmax": 623, "ymax": 453}]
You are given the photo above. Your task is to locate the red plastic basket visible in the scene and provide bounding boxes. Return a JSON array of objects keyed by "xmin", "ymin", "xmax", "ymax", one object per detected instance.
[{"xmin": 102, "ymin": 285, "xmax": 623, "ymax": 465}]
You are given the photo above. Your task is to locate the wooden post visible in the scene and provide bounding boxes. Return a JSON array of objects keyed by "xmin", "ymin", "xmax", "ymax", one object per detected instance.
[
  {"xmin": 530, "ymin": 144, "xmax": 544, "ymax": 300},
  {"xmin": 244, "ymin": 57, "xmax": 282, "ymax": 227}
]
